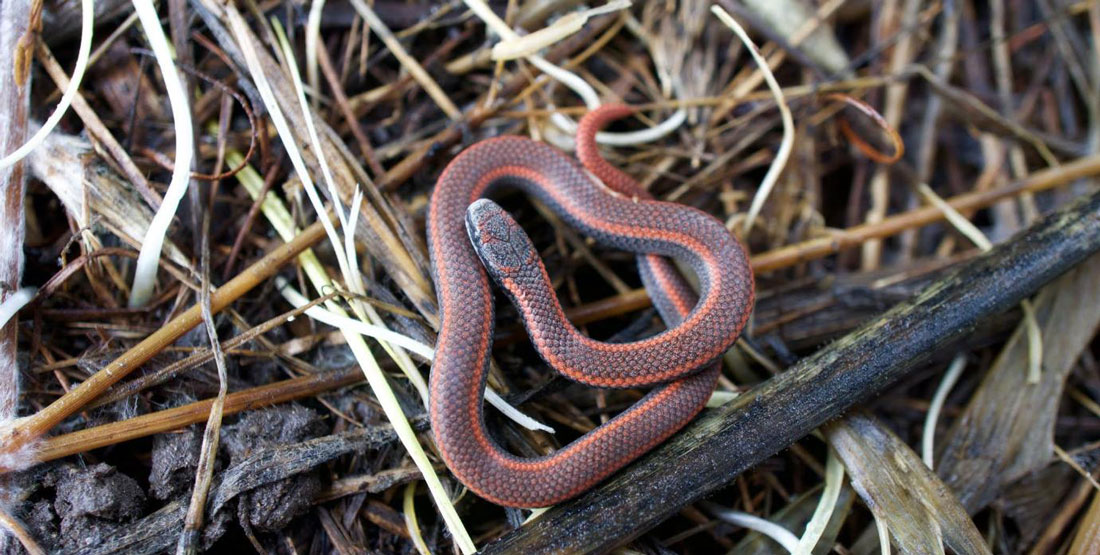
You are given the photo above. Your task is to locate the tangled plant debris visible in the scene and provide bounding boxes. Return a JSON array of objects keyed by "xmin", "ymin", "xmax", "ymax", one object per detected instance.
[{"xmin": 0, "ymin": 0, "xmax": 1099, "ymax": 553}]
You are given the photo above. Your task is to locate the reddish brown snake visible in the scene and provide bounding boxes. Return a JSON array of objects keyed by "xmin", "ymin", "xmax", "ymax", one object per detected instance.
[{"xmin": 427, "ymin": 105, "xmax": 754, "ymax": 507}]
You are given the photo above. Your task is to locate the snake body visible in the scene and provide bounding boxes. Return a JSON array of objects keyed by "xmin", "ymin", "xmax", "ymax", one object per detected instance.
[{"xmin": 428, "ymin": 105, "xmax": 754, "ymax": 508}]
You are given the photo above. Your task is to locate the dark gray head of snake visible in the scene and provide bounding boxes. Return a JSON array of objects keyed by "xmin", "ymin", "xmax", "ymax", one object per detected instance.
[{"xmin": 464, "ymin": 198, "xmax": 541, "ymax": 283}]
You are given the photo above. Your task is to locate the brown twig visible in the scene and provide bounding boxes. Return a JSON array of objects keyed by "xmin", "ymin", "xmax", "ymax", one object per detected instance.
[
  {"xmin": 314, "ymin": 36, "xmax": 385, "ymax": 178},
  {"xmin": 30, "ymin": 366, "xmax": 363, "ymax": 465}
]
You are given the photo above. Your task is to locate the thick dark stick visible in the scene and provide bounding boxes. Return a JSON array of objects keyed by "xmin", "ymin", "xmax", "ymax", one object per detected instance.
[{"xmin": 483, "ymin": 190, "xmax": 1100, "ymax": 554}]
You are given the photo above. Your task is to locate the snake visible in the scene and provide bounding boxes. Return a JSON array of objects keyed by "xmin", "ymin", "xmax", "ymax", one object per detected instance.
[{"xmin": 427, "ymin": 105, "xmax": 755, "ymax": 508}]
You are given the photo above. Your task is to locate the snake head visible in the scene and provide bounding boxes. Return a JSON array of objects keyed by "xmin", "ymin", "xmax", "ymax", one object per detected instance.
[{"xmin": 465, "ymin": 198, "xmax": 539, "ymax": 281}]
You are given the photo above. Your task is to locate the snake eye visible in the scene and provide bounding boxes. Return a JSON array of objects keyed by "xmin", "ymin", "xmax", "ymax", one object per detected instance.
[{"xmin": 465, "ymin": 199, "xmax": 537, "ymax": 280}]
